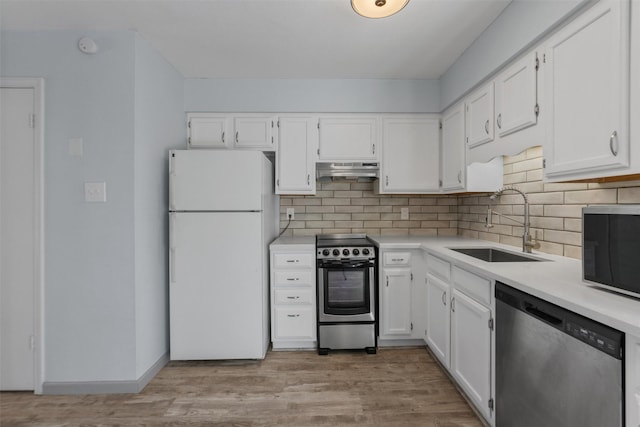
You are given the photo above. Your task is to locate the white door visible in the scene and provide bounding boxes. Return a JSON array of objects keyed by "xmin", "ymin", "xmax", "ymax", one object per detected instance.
[
  {"xmin": 276, "ymin": 117, "xmax": 316, "ymax": 194},
  {"xmin": 169, "ymin": 212, "xmax": 265, "ymax": 360},
  {"xmin": 0, "ymin": 87, "xmax": 36, "ymax": 390},
  {"xmin": 380, "ymin": 267, "xmax": 412, "ymax": 337},
  {"xmin": 466, "ymin": 82, "xmax": 495, "ymax": 148},
  {"xmin": 234, "ymin": 116, "xmax": 276, "ymax": 150},
  {"xmin": 451, "ymin": 289, "xmax": 492, "ymax": 421},
  {"xmin": 188, "ymin": 115, "xmax": 230, "ymax": 148},
  {"xmin": 381, "ymin": 118, "xmax": 440, "ymax": 193},
  {"xmin": 426, "ymin": 273, "xmax": 450, "ymax": 368},
  {"xmin": 441, "ymin": 105, "xmax": 465, "ymax": 191},
  {"xmin": 543, "ymin": 0, "xmax": 630, "ymax": 178},
  {"xmin": 495, "ymin": 51, "xmax": 539, "ymax": 137},
  {"xmin": 169, "ymin": 150, "xmax": 263, "ymax": 211},
  {"xmin": 318, "ymin": 117, "xmax": 377, "ymax": 161}
]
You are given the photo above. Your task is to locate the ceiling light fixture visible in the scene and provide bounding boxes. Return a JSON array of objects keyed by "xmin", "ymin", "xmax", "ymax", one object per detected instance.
[{"xmin": 351, "ymin": 0, "xmax": 409, "ymax": 19}]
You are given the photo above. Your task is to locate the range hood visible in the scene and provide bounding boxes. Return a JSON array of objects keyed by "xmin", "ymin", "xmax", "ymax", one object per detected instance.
[{"xmin": 316, "ymin": 162, "xmax": 379, "ymax": 182}]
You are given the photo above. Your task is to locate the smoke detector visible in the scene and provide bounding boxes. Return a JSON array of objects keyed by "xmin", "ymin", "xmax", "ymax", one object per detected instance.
[{"xmin": 78, "ymin": 37, "xmax": 98, "ymax": 54}]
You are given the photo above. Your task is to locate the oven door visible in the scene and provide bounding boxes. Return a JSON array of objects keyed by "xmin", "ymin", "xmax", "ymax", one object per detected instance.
[{"xmin": 318, "ymin": 260, "xmax": 375, "ymax": 323}]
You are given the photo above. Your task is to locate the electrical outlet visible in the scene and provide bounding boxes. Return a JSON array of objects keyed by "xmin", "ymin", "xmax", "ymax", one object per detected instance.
[
  {"xmin": 286, "ymin": 208, "xmax": 295, "ymax": 220},
  {"xmin": 400, "ymin": 207, "xmax": 409, "ymax": 220}
]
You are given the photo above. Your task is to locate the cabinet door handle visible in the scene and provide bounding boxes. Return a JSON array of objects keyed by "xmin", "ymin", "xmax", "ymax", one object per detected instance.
[
  {"xmin": 497, "ymin": 113, "xmax": 502, "ymax": 129},
  {"xmin": 441, "ymin": 291, "xmax": 446, "ymax": 306},
  {"xmin": 372, "ymin": 143, "xmax": 376, "ymax": 155},
  {"xmin": 457, "ymin": 170, "xmax": 462, "ymax": 184},
  {"xmin": 235, "ymin": 131, "xmax": 239, "ymax": 143},
  {"xmin": 485, "ymin": 119, "xmax": 490, "ymax": 134},
  {"xmin": 451, "ymin": 297, "xmax": 456, "ymax": 312},
  {"xmin": 307, "ymin": 174, "xmax": 310, "ymax": 185},
  {"xmin": 609, "ymin": 131, "xmax": 618, "ymax": 156},
  {"xmin": 385, "ymin": 175, "xmax": 389, "ymax": 187},
  {"xmin": 386, "ymin": 276, "xmax": 389, "ymax": 287},
  {"xmin": 222, "ymin": 131, "xmax": 225, "ymax": 144}
]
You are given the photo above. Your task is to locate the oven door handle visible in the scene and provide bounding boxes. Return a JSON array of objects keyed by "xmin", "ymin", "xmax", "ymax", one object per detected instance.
[{"xmin": 319, "ymin": 261, "xmax": 373, "ymax": 269}]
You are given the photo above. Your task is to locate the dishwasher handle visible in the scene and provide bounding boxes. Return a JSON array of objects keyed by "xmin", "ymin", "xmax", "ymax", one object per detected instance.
[{"xmin": 524, "ymin": 302, "xmax": 562, "ymax": 326}]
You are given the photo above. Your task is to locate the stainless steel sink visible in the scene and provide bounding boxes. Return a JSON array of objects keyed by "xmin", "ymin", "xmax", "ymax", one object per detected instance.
[{"xmin": 449, "ymin": 247, "xmax": 546, "ymax": 262}]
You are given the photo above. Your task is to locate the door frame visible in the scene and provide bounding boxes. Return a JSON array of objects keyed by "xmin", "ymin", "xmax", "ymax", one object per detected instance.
[{"xmin": 1, "ymin": 77, "xmax": 45, "ymax": 393}]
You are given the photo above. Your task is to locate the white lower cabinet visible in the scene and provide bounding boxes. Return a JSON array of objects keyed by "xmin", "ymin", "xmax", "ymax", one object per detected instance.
[
  {"xmin": 270, "ymin": 245, "xmax": 316, "ymax": 349},
  {"xmin": 426, "ymin": 273, "xmax": 450, "ymax": 368},
  {"xmin": 379, "ymin": 250, "xmax": 426, "ymax": 343},
  {"xmin": 425, "ymin": 253, "xmax": 494, "ymax": 425},
  {"xmin": 450, "ymin": 288, "xmax": 492, "ymax": 422}
]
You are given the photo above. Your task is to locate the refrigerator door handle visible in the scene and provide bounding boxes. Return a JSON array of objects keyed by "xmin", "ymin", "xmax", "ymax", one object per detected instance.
[
  {"xmin": 170, "ymin": 213, "xmax": 177, "ymax": 283},
  {"xmin": 169, "ymin": 174, "xmax": 176, "ymax": 211},
  {"xmin": 170, "ymin": 248, "xmax": 177, "ymax": 283}
]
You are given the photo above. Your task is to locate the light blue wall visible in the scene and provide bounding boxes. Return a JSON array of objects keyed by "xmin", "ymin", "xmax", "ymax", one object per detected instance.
[
  {"xmin": 1, "ymin": 30, "xmax": 138, "ymax": 382},
  {"xmin": 185, "ymin": 78, "xmax": 441, "ymax": 113},
  {"xmin": 133, "ymin": 34, "xmax": 184, "ymax": 377},
  {"xmin": 1, "ymin": 30, "xmax": 184, "ymax": 387},
  {"xmin": 440, "ymin": 0, "xmax": 588, "ymax": 109}
]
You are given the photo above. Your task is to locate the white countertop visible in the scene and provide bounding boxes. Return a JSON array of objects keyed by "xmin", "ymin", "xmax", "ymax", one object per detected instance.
[
  {"xmin": 270, "ymin": 236, "xmax": 315, "ymax": 248},
  {"xmin": 370, "ymin": 235, "xmax": 640, "ymax": 338}
]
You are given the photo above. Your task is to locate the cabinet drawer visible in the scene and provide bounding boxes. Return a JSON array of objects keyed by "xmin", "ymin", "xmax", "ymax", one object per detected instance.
[
  {"xmin": 427, "ymin": 254, "xmax": 451, "ymax": 281},
  {"xmin": 383, "ymin": 252, "xmax": 412, "ymax": 266},
  {"xmin": 274, "ymin": 288, "xmax": 314, "ymax": 305},
  {"xmin": 452, "ymin": 266, "xmax": 491, "ymax": 306},
  {"xmin": 274, "ymin": 271, "xmax": 314, "ymax": 287},
  {"xmin": 273, "ymin": 306, "xmax": 315, "ymax": 340},
  {"xmin": 273, "ymin": 253, "xmax": 314, "ymax": 269}
]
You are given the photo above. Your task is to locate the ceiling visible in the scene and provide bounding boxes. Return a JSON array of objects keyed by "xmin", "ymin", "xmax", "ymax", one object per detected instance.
[{"xmin": 0, "ymin": 0, "xmax": 512, "ymax": 80}]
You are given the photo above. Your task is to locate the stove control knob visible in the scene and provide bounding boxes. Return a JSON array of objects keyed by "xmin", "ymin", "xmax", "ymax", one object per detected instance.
[
  {"xmin": 342, "ymin": 249, "xmax": 350, "ymax": 256},
  {"xmin": 362, "ymin": 248, "xmax": 370, "ymax": 255},
  {"xmin": 352, "ymin": 249, "xmax": 360, "ymax": 256},
  {"xmin": 332, "ymin": 249, "xmax": 340, "ymax": 256},
  {"xmin": 322, "ymin": 249, "xmax": 330, "ymax": 256}
]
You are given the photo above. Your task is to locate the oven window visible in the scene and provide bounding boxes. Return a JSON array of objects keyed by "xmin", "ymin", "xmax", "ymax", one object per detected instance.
[{"xmin": 327, "ymin": 270, "xmax": 366, "ymax": 309}]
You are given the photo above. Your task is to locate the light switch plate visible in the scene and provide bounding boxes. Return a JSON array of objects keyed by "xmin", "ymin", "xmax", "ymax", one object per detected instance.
[
  {"xmin": 85, "ymin": 182, "xmax": 107, "ymax": 203},
  {"xmin": 400, "ymin": 207, "xmax": 409, "ymax": 220}
]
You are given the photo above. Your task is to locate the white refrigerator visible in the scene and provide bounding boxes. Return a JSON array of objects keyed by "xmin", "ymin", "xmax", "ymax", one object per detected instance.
[{"xmin": 169, "ymin": 149, "xmax": 278, "ymax": 360}]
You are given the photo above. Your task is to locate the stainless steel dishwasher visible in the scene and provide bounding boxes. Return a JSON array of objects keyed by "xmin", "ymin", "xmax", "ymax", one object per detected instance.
[{"xmin": 495, "ymin": 282, "xmax": 624, "ymax": 427}]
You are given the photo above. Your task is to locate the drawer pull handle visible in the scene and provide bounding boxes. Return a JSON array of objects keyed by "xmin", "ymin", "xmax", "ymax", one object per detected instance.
[
  {"xmin": 286, "ymin": 259, "xmax": 298, "ymax": 263},
  {"xmin": 286, "ymin": 296, "xmax": 300, "ymax": 300},
  {"xmin": 286, "ymin": 278, "xmax": 299, "ymax": 281},
  {"xmin": 391, "ymin": 258, "xmax": 404, "ymax": 262},
  {"xmin": 287, "ymin": 314, "xmax": 300, "ymax": 318}
]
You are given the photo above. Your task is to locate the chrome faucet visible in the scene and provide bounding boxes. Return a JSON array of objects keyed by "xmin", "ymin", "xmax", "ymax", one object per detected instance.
[{"xmin": 485, "ymin": 186, "xmax": 536, "ymax": 253}]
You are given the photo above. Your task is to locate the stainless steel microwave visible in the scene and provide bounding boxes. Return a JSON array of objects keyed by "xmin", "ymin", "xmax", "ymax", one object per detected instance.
[{"xmin": 583, "ymin": 205, "xmax": 640, "ymax": 298}]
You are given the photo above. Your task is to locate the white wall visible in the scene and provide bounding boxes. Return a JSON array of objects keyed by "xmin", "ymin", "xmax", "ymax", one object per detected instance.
[
  {"xmin": 185, "ymin": 78, "xmax": 441, "ymax": 113},
  {"xmin": 439, "ymin": 0, "xmax": 587, "ymax": 109},
  {"xmin": 1, "ymin": 30, "xmax": 184, "ymax": 389},
  {"xmin": 133, "ymin": 34, "xmax": 184, "ymax": 378}
]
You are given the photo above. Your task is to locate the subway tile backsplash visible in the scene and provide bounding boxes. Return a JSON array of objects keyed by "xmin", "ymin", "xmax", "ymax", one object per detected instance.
[{"xmin": 280, "ymin": 146, "xmax": 640, "ymax": 259}]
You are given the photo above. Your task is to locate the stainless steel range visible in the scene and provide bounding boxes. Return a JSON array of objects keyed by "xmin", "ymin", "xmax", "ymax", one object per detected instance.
[{"xmin": 316, "ymin": 234, "xmax": 377, "ymax": 355}]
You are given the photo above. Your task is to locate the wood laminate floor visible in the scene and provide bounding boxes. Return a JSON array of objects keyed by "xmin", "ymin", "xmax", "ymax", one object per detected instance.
[{"xmin": 0, "ymin": 347, "xmax": 483, "ymax": 427}]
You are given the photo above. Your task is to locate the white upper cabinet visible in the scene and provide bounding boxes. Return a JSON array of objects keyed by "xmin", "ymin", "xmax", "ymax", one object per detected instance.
[
  {"xmin": 186, "ymin": 113, "xmax": 276, "ymax": 151},
  {"xmin": 233, "ymin": 116, "xmax": 277, "ymax": 150},
  {"xmin": 465, "ymin": 82, "xmax": 495, "ymax": 148},
  {"xmin": 441, "ymin": 104, "xmax": 466, "ymax": 192},
  {"xmin": 318, "ymin": 117, "xmax": 378, "ymax": 161},
  {"xmin": 187, "ymin": 114, "xmax": 230, "ymax": 148},
  {"xmin": 276, "ymin": 117, "xmax": 317, "ymax": 195},
  {"xmin": 543, "ymin": 0, "xmax": 630, "ymax": 179},
  {"xmin": 380, "ymin": 116, "xmax": 440, "ymax": 194},
  {"xmin": 495, "ymin": 51, "xmax": 539, "ymax": 137}
]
